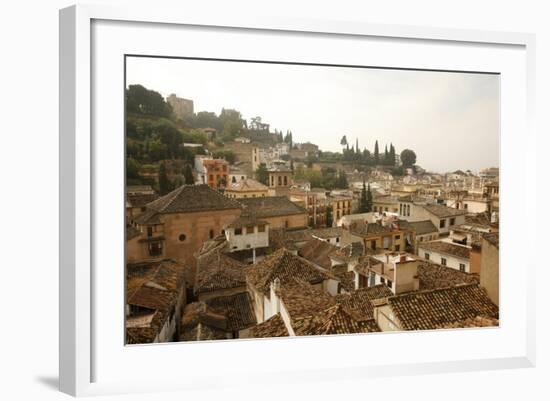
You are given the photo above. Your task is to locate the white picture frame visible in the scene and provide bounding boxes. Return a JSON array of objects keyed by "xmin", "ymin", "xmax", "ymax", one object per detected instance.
[{"xmin": 59, "ymin": 4, "xmax": 536, "ymax": 397}]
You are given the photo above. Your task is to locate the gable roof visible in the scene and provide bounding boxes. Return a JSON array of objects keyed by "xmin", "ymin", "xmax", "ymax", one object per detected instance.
[
  {"xmin": 144, "ymin": 184, "xmax": 242, "ymax": 215},
  {"xmin": 250, "ymin": 314, "xmax": 289, "ymax": 338},
  {"xmin": 335, "ymin": 284, "xmax": 393, "ymax": 321},
  {"xmin": 329, "ymin": 242, "xmax": 365, "ymax": 263},
  {"xmin": 417, "ymin": 260, "xmax": 479, "ymax": 290},
  {"xmin": 226, "ymin": 178, "xmax": 268, "ymax": 192},
  {"xmin": 239, "ymin": 196, "xmax": 307, "ymax": 219},
  {"xmin": 205, "ymin": 292, "xmax": 257, "ymax": 332},
  {"xmin": 246, "ymin": 248, "xmax": 331, "ymax": 294},
  {"xmin": 418, "ymin": 241, "xmax": 470, "ymax": 260},
  {"xmin": 386, "ymin": 284, "xmax": 498, "ymax": 331},
  {"xmin": 422, "ymin": 204, "xmax": 467, "ymax": 218},
  {"xmin": 126, "ymin": 260, "xmax": 186, "ymax": 343},
  {"xmin": 194, "ymin": 250, "xmax": 247, "ymax": 294},
  {"xmin": 403, "ymin": 220, "xmax": 439, "ymax": 235},
  {"xmin": 298, "ymin": 238, "xmax": 339, "ymax": 269},
  {"xmin": 293, "ymin": 303, "xmax": 379, "ymax": 335}
]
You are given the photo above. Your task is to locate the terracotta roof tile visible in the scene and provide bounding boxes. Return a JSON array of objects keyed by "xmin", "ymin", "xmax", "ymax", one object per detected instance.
[
  {"xmin": 246, "ymin": 249, "xmax": 331, "ymax": 295},
  {"xmin": 418, "ymin": 241, "xmax": 470, "ymax": 259},
  {"xmin": 239, "ymin": 196, "xmax": 307, "ymax": 218},
  {"xmin": 145, "ymin": 184, "xmax": 241, "ymax": 215},
  {"xmin": 250, "ymin": 314, "xmax": 289, "ymax": 338},
  {"xmin": 298, "ymin": 238, "xmax": 339, "ymax": 269},
  {"xmin": 387, "ymin": 284, "xmax": 498, "ymax": 331},
  {"xmin": 205, "ymin": 292, "xmax": 257, "ymax": 332}
]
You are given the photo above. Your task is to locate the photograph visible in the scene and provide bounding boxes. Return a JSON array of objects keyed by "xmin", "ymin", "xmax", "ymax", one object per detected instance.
[{"xmin": 124, "ymin": 56, "xmax": 500, "ymax": 344}]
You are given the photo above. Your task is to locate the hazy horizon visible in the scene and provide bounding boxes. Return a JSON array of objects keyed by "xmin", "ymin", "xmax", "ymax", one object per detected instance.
[{"xmin": 126, "ymin": 56, "xmax": 500, "ymax": 174}]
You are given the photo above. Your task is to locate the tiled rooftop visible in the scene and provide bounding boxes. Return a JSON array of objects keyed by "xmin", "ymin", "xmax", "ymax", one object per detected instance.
[
  {"xmin": 239, "ymin": 196, "xmax": 307, "ymax": 218},
  {"xmin": 417, "ymin": 260, "xmax": 479, "ymax": 290},
  {"xmin": 422, "ymin": 204, "xmax": 468, "ymax": 218},
  {"xmin": 250, "ymin": 314, "xmax": 289, "ymax": 338},
  {"xmin": 140, "ymin": 184, "xmax": 241, "ymax": 221},
  {"xmin": 205, "ymin": 292, "xmax": 257, "ymax": 332},
  {"xmin": 418, "ymin": 241, "xmax": 470, "ymax": 260},
  {"xmin": 246, "ymin": 248, "xmax": 331, "ymax": 295},
  {"xmin": 226, "ymin": 178, "xmax": 268, "ymax": 192},
  {"xmin": 386, "ymin": 284, "xmax": 498, "ymax": 331},
  {"xmin": 298, "ymin": 238, "xmax": 339, "ymax": 270}
]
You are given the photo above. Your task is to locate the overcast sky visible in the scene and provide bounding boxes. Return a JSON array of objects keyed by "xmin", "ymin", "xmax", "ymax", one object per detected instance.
[{"xmin": 126, "ymin": 56, "xmax": 500, "ymax": 174}]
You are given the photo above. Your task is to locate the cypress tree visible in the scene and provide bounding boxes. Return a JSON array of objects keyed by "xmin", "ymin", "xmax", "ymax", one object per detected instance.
[
  {"xmin": 359, "ymin": 180, "xmax": 368, "ymax": 213},
  {"xmin": 374, "ymin": 140, "xmax": 379, "ymax": 165},
  {"xmin": 366, "ymin": 183, "xmax": 373, "ymax": 212},
  {"xmin": 158, "ymin": 162, "xmax": 172, "ymax": 195},
  {"xmin": 183, "ymin": 164, "xmax": 194, "ymax": 185}
]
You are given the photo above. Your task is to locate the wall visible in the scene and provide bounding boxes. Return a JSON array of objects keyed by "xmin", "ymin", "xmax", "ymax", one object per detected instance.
[
  {"xmin": 261, "ymin": 213, "xmax": 308, "ymax": 229},
  {"xmin": 163, "ymin": 208, "xmax": 242, "ymax": 260},
  {"xmin": 418, "ymin": 246, "xmax": 470, "ymax": 272},
  {"xmin": 480, "ymin": 238, "xmax": 499, "ymax": 307},
  {"xmin": 226, "ymin": 225, "xmax": 269, "ymax": 251}
]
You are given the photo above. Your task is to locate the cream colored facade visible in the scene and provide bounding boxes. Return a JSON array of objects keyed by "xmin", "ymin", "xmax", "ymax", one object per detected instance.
[{"xmin": 480, "ymin": 236, "xmax": 499, "ymax": 306}]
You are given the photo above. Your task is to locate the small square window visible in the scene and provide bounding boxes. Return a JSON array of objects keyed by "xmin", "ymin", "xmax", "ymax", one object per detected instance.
[{"xmin": 235, "ymin": 228, "xmax": 242, "ymax": 235}]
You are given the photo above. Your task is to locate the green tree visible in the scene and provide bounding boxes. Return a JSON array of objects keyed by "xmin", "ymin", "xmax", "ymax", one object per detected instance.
[
  {"xmin": 255, "ymin": 163, "xmax": 269, "ymax": 186},
  {"xmin": 358, "ymin": 180, "xmax": 368, "ymax": 213},
  {"xmin": 400, "ymin": 149, "xmax": 417, "ymax": 167},
  {"xmin": 183, "ymin": 164, "xmax": 194, "ymax": 185},
  {"xmin": 326, "ymin": 206, "xmax": 333, "ymax": 227},
  {"xmin": 366, "ymin": 183, "xmax": 373, "ymax": 212},
  {"xmin": 126, "ymin": 157, "xmax": 141, "ymax": 180},
  {"xmin": 374, "ymin": 140, "xmax": 380, "ymax": 165},
  {"xmin": 158, "ymin": 162, "xmax": 172, "ymax": 195},
  {"xmin": 213, "ymin": 150, "xmax": 236, "ymax": 164},
  {"xmin": 126, "ymin": 84, "xmax": 172, "ymax": 117},
  {"xmin": 389, "ymin": 143, "xmax": 396, "ymax": 167},
  {"xmin": 340, "ymin": 135, "xmax": 348, "ymax": 148}
]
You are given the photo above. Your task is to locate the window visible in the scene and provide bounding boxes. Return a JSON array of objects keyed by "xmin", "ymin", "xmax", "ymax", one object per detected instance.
[
  {"xmin": 387, "ymin": 280, "xmax": 393, "ymax": 289},
  {"xmin": 399, "ymin": 204, "xmax": 403, "ymax": 215},
  {"xmin": 235, "ymin": 228, "xmax": 242, "ymax": 235},
  {"xmin": 374, "ymin": 206, "xmax": 378, "ymax": 212},
  {"xmin": 440, "ymin": 219, "xmax": 446, "ymax": 228},
  {"xmin": 283, "ymin": 176, "xmax": 288, "ymax": 186},
  {"xmin": 450, "ymin": 217, "xmax": 456, "ymax": 226},
  {"xmin": 380, "ymin": 277, "xmax": 385, "ymax": 284},
  {"xmin": 148, "ymin": 241, "xmax": 163, "ymax": 257},
  {"xmin": 147, "ymin": 226, "xmax": 153, "ymax": 237},
  {"xmin": 178, "ymin": 234, "xmax": 186, "ymax": 242},
  {"xmin": 464, "ymin": 203, "xmax": 468, "ymax": 210},
  {"xmin": 371, "ymin": 240, "xmax": 376, "ymax": 250},
  {"xmin": 395, "ymin": 235, "xmax": 401, "ymax": 240},
  {"xmin": 209, "ymin": 229, "xmax": 214, "ymax": 239},
  {"xmin": 278, "ymin": 176, "xmax": 282, "ymax": 186},
  {"xmin": 459, "ymin": 263, "xmax": 466, "ymax": 272},
  {"xmin": 336, "ymin": 237, "xmax": 340, "ymax": 243},
  {"xmin": 385, "ymin": 207, "xmax": 389, "ymax": 212},
  {"xmin": 246, "ymin": 225, "xmax": 254, "ymax": 234},
  {"xmin": 209, "ymin": 174, "xmax": 214, "ymax": 181},
  {"xmin": 407, "ymin": 205, "xmax": 410, "ymax": 216},
  {"xmin": 394, "ymin": 244, "xmax": 400, "ymax": 252},
  {"xmin": 441, "ymin": 258, "xmax": 447, "ymax": 266},
  {"xmin": 425, "ymin": 253, "xmax": 430, "ymax": 260}
]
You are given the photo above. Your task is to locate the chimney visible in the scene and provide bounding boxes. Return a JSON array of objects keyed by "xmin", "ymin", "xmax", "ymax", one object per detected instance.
[{"xmin": 270, "ymin": 278, "xmax": 281, "ymax": 315}]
